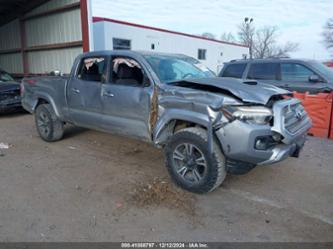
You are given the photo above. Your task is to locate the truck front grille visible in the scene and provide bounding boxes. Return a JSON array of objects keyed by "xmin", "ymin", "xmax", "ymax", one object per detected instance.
[
  {"xmin": 0, "ymin": 90, "xmax": 20, "ymax": 101},
  {"xmin": 271, "ymin": 98, "xmax": 311, "ymax": 144},
  {"xmin": 283, "ymin": 102, "xmax": 309, "ymax": 134}
]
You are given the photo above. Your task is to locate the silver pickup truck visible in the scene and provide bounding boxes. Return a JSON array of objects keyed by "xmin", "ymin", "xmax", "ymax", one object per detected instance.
[{"xmin": 21, "ymin": 51, "xmax": 311, "ymax": 193}]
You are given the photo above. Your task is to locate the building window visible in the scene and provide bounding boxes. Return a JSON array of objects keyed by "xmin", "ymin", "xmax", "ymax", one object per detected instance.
[
  {"xmin": 113, "ymin": 38, "xmax": 131, "ymax": 50},
  {"xmin": 151, "ymin": 43, "xmax": 155, "ymax": 50},
  {"xmin": 198, "ymin": 49, "xmax": 206, "ymax": 60}
]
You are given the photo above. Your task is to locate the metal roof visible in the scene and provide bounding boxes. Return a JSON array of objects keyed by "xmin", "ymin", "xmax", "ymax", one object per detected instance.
[{"xmin": 0, "ymin": 0, "xmax": 48, "ymax": 25}]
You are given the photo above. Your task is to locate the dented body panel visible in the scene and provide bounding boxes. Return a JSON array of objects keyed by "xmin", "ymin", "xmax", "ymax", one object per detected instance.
[
  {"xmin": 21, "ymin": 50, "xmax": 311, "ymax": 172},
  {"xmin": 167, "ymin": 77, "xmax": 290, "ymax": 105}
]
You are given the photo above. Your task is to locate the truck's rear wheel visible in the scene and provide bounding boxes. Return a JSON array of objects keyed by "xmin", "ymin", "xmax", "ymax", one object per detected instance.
[
  {"xmin": 35, "ymin": 103, "xmax": 64, "ymax": 142},
  {"xmin": 165, "ymin": 127, "xmax": 226, "ymax": 193}
]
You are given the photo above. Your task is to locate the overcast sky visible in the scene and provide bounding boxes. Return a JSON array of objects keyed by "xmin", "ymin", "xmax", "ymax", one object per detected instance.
[{"xmin": 92, "ymin": 0, "xmax": 333, "ymax": 61}]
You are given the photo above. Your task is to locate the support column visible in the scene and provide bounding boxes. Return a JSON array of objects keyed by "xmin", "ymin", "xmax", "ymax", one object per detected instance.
[{"xmin": 19, "ymin": 19, "xmax": 29, "ymax": 75}]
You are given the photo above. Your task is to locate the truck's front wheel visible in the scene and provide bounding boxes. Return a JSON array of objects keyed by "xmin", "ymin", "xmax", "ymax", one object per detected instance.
[
  {"xmin": 165, "ymin": 127, "xmax": 226, "ymax": 193},
  {"xmin": 35, "ymin": 104, "xmax": 64, "ymax": 142}
]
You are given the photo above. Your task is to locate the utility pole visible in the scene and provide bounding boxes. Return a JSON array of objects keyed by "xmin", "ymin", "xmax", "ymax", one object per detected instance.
[{"xmin": 244, "ymin": 17, "xmax": 254, "ymax": 59}]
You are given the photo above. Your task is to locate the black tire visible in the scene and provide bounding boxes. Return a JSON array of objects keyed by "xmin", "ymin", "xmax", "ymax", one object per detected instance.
[
  {"xmin": 35, "ymin": 103, "xmax": 64, "ymax": 142},
  {"xmin": 165, "ymin": 127, "xmax": 226, "ymax": 193}
]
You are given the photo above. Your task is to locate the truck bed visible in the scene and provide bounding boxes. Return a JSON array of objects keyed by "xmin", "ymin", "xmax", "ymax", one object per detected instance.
[{"xmin": 21, "ymin": 76, "xmax": 69, "ymax": 118}]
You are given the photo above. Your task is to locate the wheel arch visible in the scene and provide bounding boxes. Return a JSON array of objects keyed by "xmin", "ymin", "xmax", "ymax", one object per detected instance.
[
  {"xmin": 31, "ymin": 93, "xmax": 61, "ymax": 118},
  {"xmin": 153, "ymin": 110, "xmax": 210, "ymax": 146}
]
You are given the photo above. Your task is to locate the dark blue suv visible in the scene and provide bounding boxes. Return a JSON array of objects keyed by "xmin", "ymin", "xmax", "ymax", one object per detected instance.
[{"xmin": 219, "ymin": 58, "xmax": 333, "ymax": 93}]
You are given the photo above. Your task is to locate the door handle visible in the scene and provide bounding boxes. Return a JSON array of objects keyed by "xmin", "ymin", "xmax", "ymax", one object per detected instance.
[
  {"xmin": 72, "ymin": 88, "xmax": 80, "ymax": 94},
  {"xmin": 103, "ymin": 91, "xmax": 114, "ymax": 97}
]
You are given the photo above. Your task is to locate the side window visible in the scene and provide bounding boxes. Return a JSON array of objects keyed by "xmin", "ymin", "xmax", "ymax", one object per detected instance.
[
  {"xmin": 77, "ymin": 57, "xmax": 106, "ymax": 82},
  {"xmin": 110, "ymin": 57, "xmax": 145, "ymax": 86},
  {"xmin": 113, "ymin": 38, "xmax": 131, "ymax": 50},
  {"xmin": 198, "ymin": 49, "xmax": 207, "ymax": 60},
  {"xmin": 248, "ymin": 63, "xmax": 279, "ymax": 80},
  {"xmin": 221, "ymin": 64, "xmax": 246, "ymax": 78},
  {"xmin": 281, "ymin": 63, "xmax": 316, "ymax": 81}
]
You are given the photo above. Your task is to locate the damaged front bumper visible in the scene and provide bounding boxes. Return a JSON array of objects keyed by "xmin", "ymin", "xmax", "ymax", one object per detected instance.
[{"xmin": 214, "ymin": 98, "xmax": 311, "ymax": 173}]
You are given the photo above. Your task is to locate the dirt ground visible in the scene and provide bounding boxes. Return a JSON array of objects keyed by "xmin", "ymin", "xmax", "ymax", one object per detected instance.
[{"xmin": 0, "ymin": 113, "xmax": 332, "ymax": 242}]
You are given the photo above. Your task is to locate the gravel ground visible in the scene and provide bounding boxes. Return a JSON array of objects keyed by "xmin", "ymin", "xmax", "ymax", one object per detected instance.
[{"xmin": 0, "ymin": 112, "xmax": 332, "ymax": 242}]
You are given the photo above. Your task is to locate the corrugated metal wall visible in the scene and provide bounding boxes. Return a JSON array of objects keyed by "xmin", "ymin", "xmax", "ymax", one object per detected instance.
[
  {"xmin": 0, "ymin": 20, "xmax": 23, "ymax": 73},
  {"xmin": 0, "ymin": 0, "xmax": 83, "ymax": 76},
  {"xmin": 24, "ymin": 0, "xmax": 82, "ymax": 74},
  {"xmin": 0, "ymin": 20, "xmax": 21, "ymax": 50},
  {"xmin": 27, "ymin": 47, "xmax": 81, "ymax": 73},
  {"xmin": 0, "ymin": 53, "xmax": 23, "ymax": 73},
  {"xmin": 26, "ymin": 0, "xmax": 79, "ymax": 16},
  {"xmin": 25, "ymin": 9, "xmax": 82, "ymax": 47}
]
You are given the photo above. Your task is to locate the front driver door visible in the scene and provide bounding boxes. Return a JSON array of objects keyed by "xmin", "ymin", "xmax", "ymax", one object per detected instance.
[
  {"xmin": 67, "ymin": 56, "xmax": 107, "ymax": 129},
  {"xmin": 100, "ymin": 56, "xmax": 153, "ymax": 141},
  {"xmin": 280, "ymin": 63, "xmax": 327, "ymax": 93}
]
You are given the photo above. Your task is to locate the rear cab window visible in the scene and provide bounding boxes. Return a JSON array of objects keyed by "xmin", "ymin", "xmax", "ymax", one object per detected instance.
[
  {"xmin": 247, "ymin": 63, "xmax": 279, "ymax": 80},
  {"xmin": 221, "ymin": 63, "xmax": 246, "ymax": 78},
  {"xmin": 77, "ymin": 57, "xmax": 106, "ymax": 82}
]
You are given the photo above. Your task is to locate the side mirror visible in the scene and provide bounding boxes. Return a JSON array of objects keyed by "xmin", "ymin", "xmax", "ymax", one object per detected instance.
[
  {"xmin": 308, "ymin": 74, "xmax": 320, "ymax": 83},
  {"xmin": 50, "ymin": 70, "xmax": 62, "ymax": 76}
]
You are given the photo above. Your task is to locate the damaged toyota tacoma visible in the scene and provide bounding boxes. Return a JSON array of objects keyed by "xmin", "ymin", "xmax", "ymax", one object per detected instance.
[{"xmin": 21, "ymin": 51, "xmax": 312, "ymax": 193}]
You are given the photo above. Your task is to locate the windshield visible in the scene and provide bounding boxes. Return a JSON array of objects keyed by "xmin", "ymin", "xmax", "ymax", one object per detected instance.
[
  {"xmin": 144, "ymin": 55, "xmax": 215, "ymax": 83},
  {"xmin": 0, "ymin": 71, "xmax": 15, "ymax": 83},
  {"xmin": 308, "ymin": 61, "xmax": 333, "ymax": 79}
]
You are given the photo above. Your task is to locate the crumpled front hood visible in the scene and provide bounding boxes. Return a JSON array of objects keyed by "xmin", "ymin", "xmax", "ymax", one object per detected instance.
[
  {"xmin": 0, "ymin": 82, "xmax": 20, "ymax": 93},
  {"xmin": 168, "ymin": 77, "xmax": 290, "ymax": 105}
]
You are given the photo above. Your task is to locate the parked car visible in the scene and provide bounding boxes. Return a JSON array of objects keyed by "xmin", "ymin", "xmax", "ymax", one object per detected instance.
[
  {"xmin": 0, "ymin": 69, "xmax": 21, "ymax": 113},
  {"xmin": 219, "ymin": 58, "xmax": 333, "ymax": 93},
  {"xmin": 21, "ymin": 51, "xmax": 311, "ymax": 193}
]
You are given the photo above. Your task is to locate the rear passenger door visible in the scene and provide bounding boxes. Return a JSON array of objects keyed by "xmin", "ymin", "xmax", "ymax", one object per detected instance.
[
  {"xmin": 246, "ymin": 63, "xmax": 283, "ymax": 87},
  {"xmin": 67, "ymin": 56, "xmax": 107, "ymax": 128}
]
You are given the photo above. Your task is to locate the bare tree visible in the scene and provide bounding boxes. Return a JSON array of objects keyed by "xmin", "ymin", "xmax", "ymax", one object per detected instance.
[
  {"xmin": 270, "ymin": 42, "xmax": 300, "ymax": 58},
  {"xmin": 237, "ymin": 22, "xmax": 298, "ymax": 59},
  {"xmin": 252, "ymin": 27, "xmax": 299, "ymax": 58},
  {"xmin": 252, "ymin": 26, "xmax": 278, "ymax": 58},
  {"xmin": 322, "ymin": 18, "xmax": 333, "ymax": 51},
  {"xmin": 220, "ymin": 32, "xmax": 237, "ymax": 43}
]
